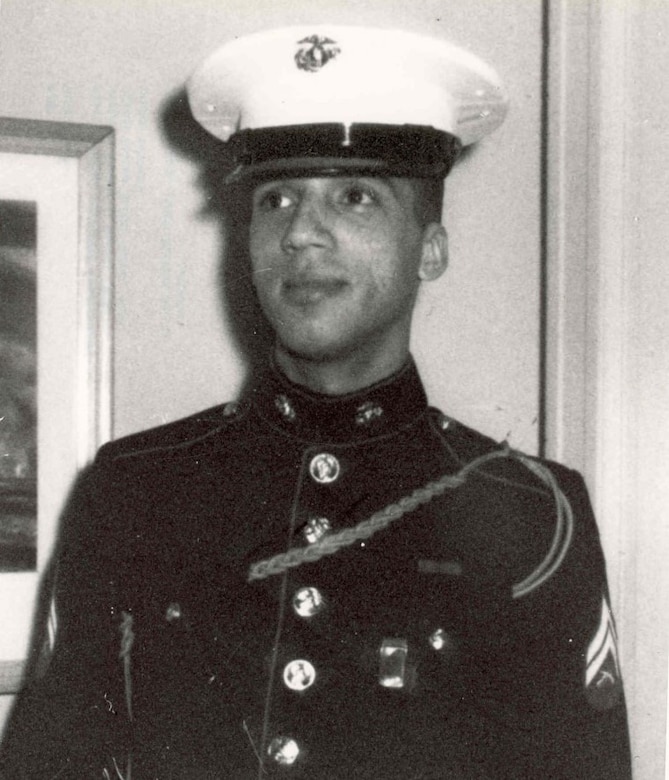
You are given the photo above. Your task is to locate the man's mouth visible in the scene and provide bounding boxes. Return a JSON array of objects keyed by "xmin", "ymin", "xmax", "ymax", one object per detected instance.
[{"xmin": 283, "ymin": 277, "xmax": 348, "ymax": 305}]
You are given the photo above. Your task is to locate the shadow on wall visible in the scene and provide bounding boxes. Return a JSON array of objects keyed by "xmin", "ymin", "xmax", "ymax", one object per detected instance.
[{"xmin": 160, "ymin": 88, "xmax": 275, "ymax": 384}]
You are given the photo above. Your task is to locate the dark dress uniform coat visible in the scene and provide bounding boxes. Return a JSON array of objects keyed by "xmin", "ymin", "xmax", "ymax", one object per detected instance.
[{"xmin": 0, "ymin": 360, "xmax": 631, "ymax": 779}]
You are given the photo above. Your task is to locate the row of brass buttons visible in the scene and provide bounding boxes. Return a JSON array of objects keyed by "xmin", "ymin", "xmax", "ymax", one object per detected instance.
[
  {"xmin": 264, "ymin": 452, "xmax": 337, "ymax": 765},
  {"xmin": 268, "ymin": 442, "xmax": 450, "ymax": 768}
]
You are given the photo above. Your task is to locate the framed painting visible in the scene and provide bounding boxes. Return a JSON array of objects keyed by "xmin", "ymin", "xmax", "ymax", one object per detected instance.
[{"xmin": 0, "ymin": 118, "xmax": 114, "ymax": 693}]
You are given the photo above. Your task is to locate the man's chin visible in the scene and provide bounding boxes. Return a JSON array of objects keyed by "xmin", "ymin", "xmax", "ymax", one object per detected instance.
[{"xmin": 276, "ymin": 336, "xmax": 352, "ymax": 365}]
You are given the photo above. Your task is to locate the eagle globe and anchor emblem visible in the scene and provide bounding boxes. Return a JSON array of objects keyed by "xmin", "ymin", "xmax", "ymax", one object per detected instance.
[{"xmin": 295, "ymin": 35, "xmax": 341, "ymax": 72}]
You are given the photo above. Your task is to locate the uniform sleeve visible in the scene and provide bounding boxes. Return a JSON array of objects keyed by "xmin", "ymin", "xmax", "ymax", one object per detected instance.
[
  {"xmin": 0, "ymin": 455, "xmax": 131, "ymax": 779},
  {"xmin": 474, "ymin": 467, "xmax": 632, "ymax": 779}
]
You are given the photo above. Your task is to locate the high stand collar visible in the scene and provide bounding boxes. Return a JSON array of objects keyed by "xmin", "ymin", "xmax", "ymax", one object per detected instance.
[{"xmin": 250, "ymin": 357, "xmax": 429, "ymax": 443}]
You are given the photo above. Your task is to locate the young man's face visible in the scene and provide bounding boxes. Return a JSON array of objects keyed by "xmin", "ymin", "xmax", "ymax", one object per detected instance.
[{"xmin": 249, "ymin": 175, "xmax": 444, "ymax": 364}]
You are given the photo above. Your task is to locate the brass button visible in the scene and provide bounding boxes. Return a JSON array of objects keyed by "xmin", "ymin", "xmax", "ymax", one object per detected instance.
[
  {"xmin": 303, "ymin": 516, "xmax": 331, "ymax": 544},
  {"xmin": 267, "ymin": 735, "xmax": 300, "ymax": 766},
  {"xmin": 309, "ymin": 453, "xmax": 340, "ymax": 484},
  {"xmin": 292, "ymin": 586, "xmax": 325, "ymax": 618},
  {"xmin": 165, "ymin": 602, "xmax": 182, "ymax": 622},
  {"xmin": 283, "ymin": 659, "xmax": 317, "ymax": 691},
  {"xmin": 429, "ymin": 628, "xmax": 451, "ymax": 651},
  {"xmin": 428, "ymin": 628, "xmax": 458, "ymax": 662}
]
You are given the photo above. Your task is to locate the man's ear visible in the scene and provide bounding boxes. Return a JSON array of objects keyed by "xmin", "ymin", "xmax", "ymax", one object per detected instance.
[{"xmin": 418, "ymin": 223, "xmax": 448, "ymax": 281}]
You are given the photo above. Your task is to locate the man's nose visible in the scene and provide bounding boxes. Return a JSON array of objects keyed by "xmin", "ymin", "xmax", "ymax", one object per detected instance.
[{"xmin": 281, "ymin": 196, "xmax": 331, "ymax": 252}]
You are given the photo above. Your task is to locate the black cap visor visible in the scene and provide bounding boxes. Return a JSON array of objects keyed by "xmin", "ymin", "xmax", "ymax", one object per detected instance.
[{"xmin": 226, "ymin": 123, "xmax": 461, "ymax": 182}]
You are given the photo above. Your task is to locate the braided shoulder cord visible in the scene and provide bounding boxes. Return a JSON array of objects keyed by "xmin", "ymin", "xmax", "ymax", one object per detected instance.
[
  {"xmin": 247, "ymin": 446, "xmax": 574, "ymax": 599},
  {"xmin": 510, "ymin": 453, "xmax": 574, "ymax": 598}
]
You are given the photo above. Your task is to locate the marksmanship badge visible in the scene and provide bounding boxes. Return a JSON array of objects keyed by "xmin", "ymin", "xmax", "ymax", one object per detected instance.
[{"xmin": 295, "ymin": 35, "xmax": 341, "ymax": 72}]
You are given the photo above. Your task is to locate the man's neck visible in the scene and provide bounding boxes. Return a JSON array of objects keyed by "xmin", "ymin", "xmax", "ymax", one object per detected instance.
[{"xmin": 274, "ymin": 343, "xmax": 410, "ymax": 396}]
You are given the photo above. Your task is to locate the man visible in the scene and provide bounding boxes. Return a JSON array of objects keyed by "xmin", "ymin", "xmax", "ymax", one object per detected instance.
[{"xmin": 0, "ymin": 26, "xmax": 631, "ymax": 779}]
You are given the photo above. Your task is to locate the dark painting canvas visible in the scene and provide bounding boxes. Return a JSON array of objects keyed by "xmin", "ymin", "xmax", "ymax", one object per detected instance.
[{"xmin": 0, "ymin": 200, "xmax": 37, "ymax": 571}]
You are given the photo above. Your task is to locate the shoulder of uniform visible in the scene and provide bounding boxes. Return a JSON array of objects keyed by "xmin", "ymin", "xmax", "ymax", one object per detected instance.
[
  {"xmin": 429, "ymin": 410, "xmax": 591, "ymax": 596},
  {"xmin": 96, "ymin": 400, "xmax": 245, "ymax": 463},
  {"xmin": 428, "ymin": 406, "xmax": 581, "ymax": 495},
  {"xmin": 428, "ymin": 407, "xmax": 499, "ymax": 461}
]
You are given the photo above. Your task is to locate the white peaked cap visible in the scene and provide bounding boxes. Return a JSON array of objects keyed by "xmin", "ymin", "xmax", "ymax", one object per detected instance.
[{"xmin": 187, "ymin": 25, "xmax": 508, "ymax": 179}]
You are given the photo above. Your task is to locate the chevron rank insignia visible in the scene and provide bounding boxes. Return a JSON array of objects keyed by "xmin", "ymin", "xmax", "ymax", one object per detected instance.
[{"xmin": 584, "ymin": 595, "xmax": 623, "ymax": 710}]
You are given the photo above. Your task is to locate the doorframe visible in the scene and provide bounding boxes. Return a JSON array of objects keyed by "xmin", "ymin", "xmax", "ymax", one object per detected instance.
[{"xmin": 543, "ymin": 2, "xmax": 669, "ymax": 777}]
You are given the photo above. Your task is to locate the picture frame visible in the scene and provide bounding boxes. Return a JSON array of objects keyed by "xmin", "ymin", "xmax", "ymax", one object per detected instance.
[{"xmin": 0, "ymin": 118, "xmax": 114, "ymax": 693}]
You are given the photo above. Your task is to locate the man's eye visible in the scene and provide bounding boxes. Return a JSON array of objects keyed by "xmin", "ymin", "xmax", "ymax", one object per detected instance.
[
  {"xmin": 342, "ymin": 187, "xmax": 376, "ymax": 207},
  {"xmin": 257, "ymin": 190, "xmax": 292, "ymax": 210}
]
